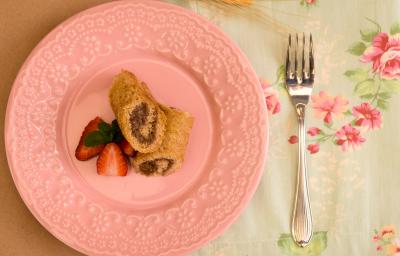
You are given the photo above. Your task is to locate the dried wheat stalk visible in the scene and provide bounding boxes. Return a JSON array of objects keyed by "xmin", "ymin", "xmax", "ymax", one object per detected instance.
[{"xmin": 186, "ymin": 0, "xmax": 300, "ymax": 34}]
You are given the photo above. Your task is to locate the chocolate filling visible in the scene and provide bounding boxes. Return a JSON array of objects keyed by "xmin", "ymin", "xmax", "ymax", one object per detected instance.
[
  {"xmin": 139, "ymin": 158, "xmax": 174, "ymax": 175},
  {"xmin": 129, "ymin": 103, "xmax": 157, "ymax": 145}
]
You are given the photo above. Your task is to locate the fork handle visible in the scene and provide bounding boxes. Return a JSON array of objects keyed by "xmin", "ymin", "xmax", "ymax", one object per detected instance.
[{"xmin": 291, "ymin": 104, "xmax": 313, "ymax": 247}]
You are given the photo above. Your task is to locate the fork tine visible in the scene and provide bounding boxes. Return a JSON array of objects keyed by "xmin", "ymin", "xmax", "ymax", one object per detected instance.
[
  {"xmin": 309, "ymin": 33, "xmax": 314, "ymax": 82},
  {"xmin": 286, "ymin": 34, "xmax": 292, "ymax": 80},
  {"xmin": 301, "ymin": 33, "xmax": 306, "ymax": 82},
  {"xmin": 294, "ymin": 34, "xmax": 299, "ymax": 83}
]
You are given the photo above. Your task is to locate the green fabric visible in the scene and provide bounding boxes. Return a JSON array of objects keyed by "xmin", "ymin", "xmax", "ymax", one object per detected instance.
[{"xmin": 168, "ymin": 0, "xmax": 400, "ymax": 255}]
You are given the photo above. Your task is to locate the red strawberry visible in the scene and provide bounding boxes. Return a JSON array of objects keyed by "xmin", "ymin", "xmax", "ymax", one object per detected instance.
[
  {"xmin": 96, "ymin": 143, "xmax": 128, "ymax": 176},
  {"xmin": 118, "ymin": 138, "xmax": 136, "ymax": 157},
  {"xmin": 75, "ymin": 117, "xmax": 105, "ymax": 161}
]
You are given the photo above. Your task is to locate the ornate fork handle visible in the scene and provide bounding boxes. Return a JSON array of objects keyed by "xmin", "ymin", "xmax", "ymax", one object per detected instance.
[
  {"xmin": 291, "ymin": 103, "xmax": 312, "ymax": 247},
  {"xmin": 286, "ymin": 33, "xmax": 314, "ymax": 247}
]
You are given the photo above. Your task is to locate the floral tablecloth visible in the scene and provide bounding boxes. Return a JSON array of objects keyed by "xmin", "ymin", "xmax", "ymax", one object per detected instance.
[{"xmin": 167, "ymin": 0, "xmax": 400, "ymax": 255}]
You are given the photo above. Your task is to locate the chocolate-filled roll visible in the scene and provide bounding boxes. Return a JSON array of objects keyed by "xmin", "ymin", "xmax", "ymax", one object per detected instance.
[
  {"xmin": 109, "ymin": 70, "xmax": 167, "ymax": 153},
  {"xmin": 132, "ymin": 105, "xmax": 194, "ymax": 176}
]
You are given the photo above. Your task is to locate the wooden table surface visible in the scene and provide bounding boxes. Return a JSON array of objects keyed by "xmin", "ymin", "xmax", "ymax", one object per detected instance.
[
  {"xmin": 0, "ymin": 1, "xmax": 111, "ymax": 255},
  {"xmin": 4, "ymin": 1, "xmax": 400, "ymax": 256}
]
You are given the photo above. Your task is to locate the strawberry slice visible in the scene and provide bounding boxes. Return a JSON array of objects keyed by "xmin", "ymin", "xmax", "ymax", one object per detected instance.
[
  {"xmin": 118, "ymin": 138, "xmax": 136, "ymax": 157},
  {"xmin": 75, "ymin": 117, "xmax": 105, "ymax": 161},
  {"xmin": 96, "ymin": 143, "xmax": 128, "ymax": 176}
]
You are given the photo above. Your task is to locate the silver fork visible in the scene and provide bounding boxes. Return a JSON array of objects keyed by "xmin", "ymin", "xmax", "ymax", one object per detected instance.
[{"xmin": 285, "ymin": 33, "xmax": 314, "ymax": 247}]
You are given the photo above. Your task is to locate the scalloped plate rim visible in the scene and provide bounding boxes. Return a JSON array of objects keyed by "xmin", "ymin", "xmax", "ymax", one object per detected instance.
[{"xmin": 4, "ymin": 1, "xmax": 269, "ymax": 255}]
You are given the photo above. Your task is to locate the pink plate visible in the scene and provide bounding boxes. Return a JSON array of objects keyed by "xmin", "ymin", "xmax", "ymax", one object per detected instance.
[{"xmin": 5, "ymin": 1, "xmax": 268, "ymax": 255}]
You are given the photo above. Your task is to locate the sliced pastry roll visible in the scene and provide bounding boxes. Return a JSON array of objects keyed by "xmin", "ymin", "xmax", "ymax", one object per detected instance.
[
  {"xmin": 109, "ymin": 70, "xmax": 167, "ymax": 153},
  {"xmin": 132, "ymin": 105, "xmax": 194, "ymax": 176}
]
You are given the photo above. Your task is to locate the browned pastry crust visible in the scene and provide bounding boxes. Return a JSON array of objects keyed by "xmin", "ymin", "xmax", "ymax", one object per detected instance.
[
  {"xmin": 132, "ymin": 105, "xmax": 194, "ymax": 176},
  {"xmin": 109, "ymin": 70, "xmax": 167, "ymax": 153}
]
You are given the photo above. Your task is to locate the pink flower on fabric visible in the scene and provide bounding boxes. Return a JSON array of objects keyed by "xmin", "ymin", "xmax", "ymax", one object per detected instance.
[
  {"xmin": 306, "ymin": 0, "xmax": 317, "ymax": 4},
  {"xmin": 386, "ymin": 243, "xmax": 400, "ymax": 255},
  {"xmin": 307, "ymin": 144, "xmax": 320, "ymax": 154},
  {"xmin": 288, "ymin": 135, "xmax": 298, "ymax": 144},
  {"xmin": 352, "ymin": 102, "xmax": 382, "ymax": 130},
  {"xmin": 392, "ymin": 239, "xmax": 400, "ymax": 254},
  {"xmin": 260, "ymin": 78, "xmax": 281, "ymax": 114},
  {"xmin": 311, "ymin": 91, "xmax": 349, "ymax": 124},
  {"xmin": 361, "ymin": 32, "xmax": 400, "ymax": 79},
  {"xmin": 307, "ymin": 127, "xmax": 321, "ymax": 136},
  {"xmin": 335, "ymin": 124, "xmax": 366, "ymax": 151},
  {"xmin": 380, "ymin": 225, "xmax": 396, "ymax": 239}
]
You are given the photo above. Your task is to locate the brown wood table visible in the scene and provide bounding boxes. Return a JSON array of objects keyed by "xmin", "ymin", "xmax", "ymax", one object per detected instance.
[{"xmin": 0, "ymin": 1, "xmax": 112, "ymax": 255}]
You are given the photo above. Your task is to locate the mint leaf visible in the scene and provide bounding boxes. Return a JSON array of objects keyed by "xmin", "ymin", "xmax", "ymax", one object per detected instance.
[
  {"xmin": 360, "ymin": 28, "xmax": 379, "ymax": 42},
  {"xmin": 99, "ymin": 122, "xmax": 112, "ymax": 134},
  {"xmin": 104, "ymin": 132, "xmax": 114, "ymax": 143},
  {"xmin": 84, "ymin": 131, "xmax": 106, "ymax": 147},
  {"xmin": 344, "ymin": 68, "xmax": 369, "ymax": 82},
  {"xmin": 390, "ymin": 21, "xmax": 400, "ymax": 35},
  {"xmin": 347, "ymin": 42, "xmax": 367, "ymax": 56},
  {"xmin": 82, "ymin": 120, "xmax": 125, "ymax": 147}
]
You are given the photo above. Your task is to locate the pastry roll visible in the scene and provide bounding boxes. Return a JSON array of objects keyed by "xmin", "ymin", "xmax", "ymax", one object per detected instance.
[
  {"xmin": 132, "ymin": 105, "xmax": 194, "ymax": 176},
  {"xmin": 109, "ymin": 70, "xmax": 167, "ymax": 153}
]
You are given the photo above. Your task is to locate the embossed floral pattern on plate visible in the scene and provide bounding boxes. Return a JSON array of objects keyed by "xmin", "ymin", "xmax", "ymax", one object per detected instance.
[{"xmin": 4, "ymin": 1, "xmax": 267, "ymax": 256}]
